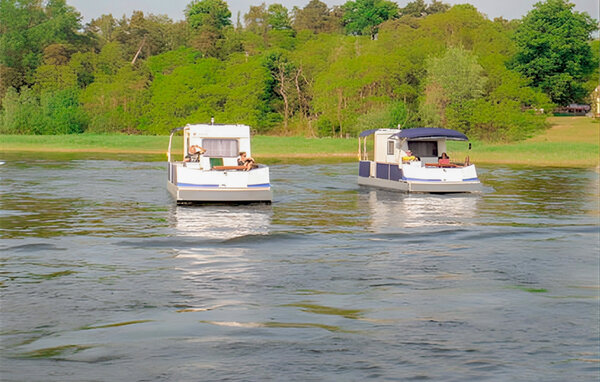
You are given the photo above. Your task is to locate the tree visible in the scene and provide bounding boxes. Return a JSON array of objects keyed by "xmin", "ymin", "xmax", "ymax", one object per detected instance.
[
  {"xmin": 401, "ymin": 0, "xmax": 450, "ymax": 17},
  {"xmin": 86, "ymin": 14, "xmax": 117, "ymax": 47},
  {"xmin": 293, "ymin": 0, "xmax": 332, "ymax": 33},
  {"xmin": 186, "ymin": 0, "xmax": 232, "ymax": 57},
  {"xmin": 185, "ymin": 0, "xmax": 231, "ymax": 30},
  {"xmin": 267, "ymin": 4, "xmax": 291, "ymax": 30},
  {"xmin": 509, "ymin": 0, "xmax": 596, "ymax": 105},
  {"xmin": 342, "ymin": 0, "xmax": 398, "ymax": 39},
  {"xmin": 401, "ymin": 0, "xmax": 426, "ymax": 17},
  {"xmin": 426, "ymin": 0, "xmax": 450, "ymax": 15},
  {"xmin": 244, "ymin": 3, "xmax": 268, "ymax": 35},
  {"xmin": 420, "ymin": 46, "xmax": 486, "ymax": 127}
]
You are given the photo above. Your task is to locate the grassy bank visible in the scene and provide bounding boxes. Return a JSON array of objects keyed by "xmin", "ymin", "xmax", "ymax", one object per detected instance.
[
  {"xmin": 452, "ymin": 117, "xmax": 599, "ymax": 167},
  {"xmin": 2, "ymin": 117, "xmax": 598, "ymax": 167}
]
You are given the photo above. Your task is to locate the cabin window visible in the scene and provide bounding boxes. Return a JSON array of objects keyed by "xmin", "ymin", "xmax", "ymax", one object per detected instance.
[
  {"xmin": 202, "ymin": 139, "xmax": 239, "ymax": 157},
  {"xmin": 408, "ymin": 141, "xmax": 438, "ymax": 158},
  {"xmin": 387, "ymin": 140, "xmax": 395, "ymax": 155}
]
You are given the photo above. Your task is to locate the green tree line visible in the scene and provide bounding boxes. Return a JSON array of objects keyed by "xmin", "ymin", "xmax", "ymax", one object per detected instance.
[{"xmin": 0, "ymin": 0, "xmax": 597, "ymax": 141}]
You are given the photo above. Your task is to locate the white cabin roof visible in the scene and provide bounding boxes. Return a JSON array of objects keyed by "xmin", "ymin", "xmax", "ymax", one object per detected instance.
[{"xmin": 185, "ymin": 124, "xmax": 250, "ymax": 139}]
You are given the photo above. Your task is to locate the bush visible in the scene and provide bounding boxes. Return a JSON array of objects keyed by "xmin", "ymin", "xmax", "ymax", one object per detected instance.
[{"xmin": 0, "ymin": 87, "xmax": 87, "ymax": 134}]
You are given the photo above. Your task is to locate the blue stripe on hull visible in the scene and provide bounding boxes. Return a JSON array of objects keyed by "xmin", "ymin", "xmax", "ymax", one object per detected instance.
[
  {"xmin": 401, "ymin": 177, "xmax": 479, "ymax": 182},
  {"xmin": 177, "ymin": 183, "xmax": 270, "ymax": 188}
]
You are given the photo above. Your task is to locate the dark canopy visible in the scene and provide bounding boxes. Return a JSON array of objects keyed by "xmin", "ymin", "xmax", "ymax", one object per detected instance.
[
  {"xmin": 390, "ymin": 127, "xmax": 468, "ymax": 141},
  {"xmin": 359, "ymin": 128, "xmax": 380, "ymax": 137}
]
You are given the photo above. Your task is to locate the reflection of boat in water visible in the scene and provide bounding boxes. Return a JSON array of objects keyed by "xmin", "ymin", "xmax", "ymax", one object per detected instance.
[
  {"xmin": 358, "ymin": 128, "xmax": 482, "ymax": 193},
  {"xmin": 173, "ymin": 206, "xmax": 272, "ymax": 239},
  {"xmin": 167, "ymin": 123, "xmax": 272, "ymax": 204},
  {"xmin": 363, "ymin": 189, "xmax": 478, "ymax": 229}
]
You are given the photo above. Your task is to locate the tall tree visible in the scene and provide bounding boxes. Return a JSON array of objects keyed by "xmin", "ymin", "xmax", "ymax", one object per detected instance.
[
  {"xmin": 267, "ymin": 4, "xmax": 291, "ymax": 30},
  {"xmin": 420, "ymin": 46, "xmax": 486, "ymax": 127},
  {"xmin": 186, "ymin": 0, "xmax": 232, "ymax": 57},
  {"xmin": 509, "ymin": 0, "xmax": 596, "ymax": 105},
  {"xmin": 342, "ymin": 0, "xmax": 398, "ymax": 39},
  {"xmin": 185, "ymin": 0, "xmax": 231, "ymax": 30},
  {"xmin": 401, "ymin": 0, "xmax": 426, "ymax": 17},
  {"xmin": 244, "ymin": 3, "xmax": 268, "ymax": 35},
  {"xmin": 87, "ymin": 14, "xmax": 117, "ymax": 47},
  {"xmin": 293, "ymin": 0, "xmax": 331, "ymax": 33},
  {"xmin": 401, "ymin": 0, "xmax": 450, "ymax": 17}
]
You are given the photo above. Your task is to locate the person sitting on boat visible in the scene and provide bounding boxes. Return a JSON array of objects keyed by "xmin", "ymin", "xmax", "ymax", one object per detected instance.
[
  {"xmin": 402, "ymin": 150, "xmax": 418, "ymax": 163},
  {"xmin": 438, "ymin": 152, "xmax": 450, "ymax": 165},
  {"xmin": 237, "ymin": 151, "xmax": 256, "ymax": 171},
  {"xmin": 184, "ymin": 145, "xmax": 205, "ymax": 162}
]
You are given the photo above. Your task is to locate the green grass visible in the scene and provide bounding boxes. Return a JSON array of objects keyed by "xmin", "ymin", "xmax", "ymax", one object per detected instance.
[
  {"xmin": 448, "ymin": 116, "xmax": 599, "ymax": 167},
  {"xmin": 1, "ymin": 133, "xmax": 176, "ymax": 153},
  {"xmin": 449, "ymin": 140, "xmax": 598, "ymax": 167},
  {"xmin": 1, "ymin": 134, "xmax": 358, "ymax": 155},
  {"xmin": 2, "ymin": 116, "xmax": 598, "ymax": 167}
]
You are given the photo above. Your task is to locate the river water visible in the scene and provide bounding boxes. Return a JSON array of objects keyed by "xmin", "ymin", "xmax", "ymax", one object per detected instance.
[{"xmin": 1, "ymin": 155, "xmax": 598, "ymax": 381}]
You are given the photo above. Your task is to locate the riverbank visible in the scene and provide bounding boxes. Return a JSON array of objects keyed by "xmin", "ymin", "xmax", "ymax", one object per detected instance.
[{"xmin": 2, "ymin": 117, "xmax": 598, "ymax": 167}]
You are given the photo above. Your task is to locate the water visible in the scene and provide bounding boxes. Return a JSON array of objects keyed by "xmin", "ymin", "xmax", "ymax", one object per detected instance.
[{"xmin": 1, "ymin": 155, "xmax": 598, "ymax": 381}]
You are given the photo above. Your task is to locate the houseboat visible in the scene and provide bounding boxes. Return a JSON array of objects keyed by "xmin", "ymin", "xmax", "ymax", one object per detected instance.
[
  {"xmin": 357, "ymin": 127, "xmax": 481, "ymax": 193},
  {"xmin": 167, "ymin": 123, "xmax": 272, "ymax": 203}
]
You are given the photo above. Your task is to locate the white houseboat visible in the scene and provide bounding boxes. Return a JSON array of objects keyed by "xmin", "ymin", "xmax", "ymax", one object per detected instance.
[
  {"xmin": 357, "ymin": 127, "xmax": 481, "ymax": 193},
  {"xmin": 167, "ymin": 123, "xmax": 272, "ymax": 203}
]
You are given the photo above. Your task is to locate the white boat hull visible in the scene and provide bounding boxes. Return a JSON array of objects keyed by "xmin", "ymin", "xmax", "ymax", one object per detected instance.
[
  {"xmin": 167, "ymin": 181, "xmax": 272, "ymax": 203},
  {"xmin": 358, "ymin": 161, "xmax": 481, "ymax": 193},
  {"xmin": 357, "ymin": 176, "xmax": 481, "ymax": 193},
  {"xmin": 167, "ymin": 163, "xmax": 272, "ymax": 203}
]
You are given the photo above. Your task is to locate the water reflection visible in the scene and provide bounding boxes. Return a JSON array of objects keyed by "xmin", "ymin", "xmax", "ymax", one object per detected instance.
[
  {"xmin": 362, "ymin": 190, "xmax": 479, "ymax": 230},
  {"xmin": 172, "ymin": 205, "xmax": 272, "ymax": 239}
]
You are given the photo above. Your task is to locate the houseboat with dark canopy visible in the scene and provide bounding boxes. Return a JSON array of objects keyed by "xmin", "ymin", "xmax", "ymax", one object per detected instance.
[{"xmin": 357, "ymin": 127, "xmax": 481, "ymax": 193}]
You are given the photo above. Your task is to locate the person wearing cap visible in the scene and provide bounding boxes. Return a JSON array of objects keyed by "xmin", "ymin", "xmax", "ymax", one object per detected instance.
[
  {"xmin": 402, "ymin": 149, "xmax": 418, "ymax": 163},
  {"xmin": 184, "ymin": 145, "xmax": 204, "ymax": 162}
]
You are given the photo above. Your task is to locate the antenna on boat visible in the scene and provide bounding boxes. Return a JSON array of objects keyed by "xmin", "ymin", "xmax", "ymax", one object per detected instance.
[{"xmin": 211, "ymin": 117, "xmax": 214, "ymax": 125}]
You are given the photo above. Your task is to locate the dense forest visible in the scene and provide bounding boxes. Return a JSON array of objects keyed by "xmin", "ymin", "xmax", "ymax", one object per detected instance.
[{"xmin": 0, "ymin": 0, "xmax": 598, "ymax": 141}]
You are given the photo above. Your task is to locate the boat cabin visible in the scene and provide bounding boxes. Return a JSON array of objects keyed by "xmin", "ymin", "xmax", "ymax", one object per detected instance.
[{"xmin": 168, "ymin": 124, "xmax": 252, "ymax": 170}]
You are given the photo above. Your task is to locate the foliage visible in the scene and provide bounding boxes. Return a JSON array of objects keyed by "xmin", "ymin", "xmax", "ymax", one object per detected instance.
[
  {"xmin": 0, "ymin": 87, "xmax": 86, "ymax": 134},
  {"xmin": 0, "ymin": 0, "xmax": 596, "ymax": 142},
  {"xmin": 0, "ymin": 0, "xmax": 86, "ymax": 98},
  {"xmin": 342, "ymin": 0, "xmax": 399, "ymax": 38},
  {"xmin": 420, "ymin": 46, "xmax": 486, "ymax": 127},
  {"xmin": 185, "ymin": 0, "xmax": 231, "ymax": 30},
  {"xmin": 293, "ymin": 0, "xmax": 341, "ymax": 33},
  {"xmin": 267, "ymin": 4, "xmax": 292, "ymax": 30},
  {"xmin": 401, "ymin": 0, "xmax": 450, "ymax": 17},
  {"xmin": 509, "ymin": 0, "xmax": 596, "ymax": 105}
]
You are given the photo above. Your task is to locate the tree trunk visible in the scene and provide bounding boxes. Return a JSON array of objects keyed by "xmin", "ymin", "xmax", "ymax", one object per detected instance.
[
  {"xmin": 277, "ymin": 64, "xmax": 289, "ymax": 134},
  {"xmin": 336, "ymin": 88, "xmax": 343, "ymax": 137}
]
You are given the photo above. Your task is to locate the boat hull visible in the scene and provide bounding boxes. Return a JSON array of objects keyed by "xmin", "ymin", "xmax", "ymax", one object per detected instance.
[
  {"xmin": 167, "ymin": 162, "xmax": 272, "ymax": 203},
  {"xmin": 167, "ymin": 181, "xmax": 272, "ymax": 203},
  {"xmin": 357, "ymin": 176, "xmax": 481, "ymax": 193},
  {"xmin": 357, "ymin": 160, "xmax": 481, "ymax": 193}
]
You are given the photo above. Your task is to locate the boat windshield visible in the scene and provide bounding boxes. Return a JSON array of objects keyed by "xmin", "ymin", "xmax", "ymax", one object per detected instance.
[
  {"xmin": 202, "ymin": 139, "xmax": 239, "ymax": 157},
  {"xmin": 408, "ymin": 141, "xmax": 438, "ymax": 158}
]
